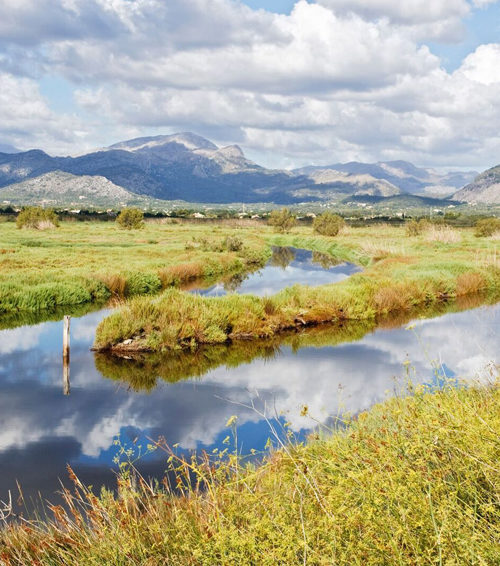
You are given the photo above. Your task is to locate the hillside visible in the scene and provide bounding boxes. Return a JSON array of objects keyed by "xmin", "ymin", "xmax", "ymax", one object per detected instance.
[
  {"xmin": 0, "ymin": 133, "xmax": 480, "ymax": 205},
  {"xmin": 296, "ymin": 161, "xmax": 477, "ymax": 197},
  {"xmin": 0, "ymin": 171, "xmax": 152, "ymax": 208},
  {"xmin": 0, "ymin": 134, "xmax": 311, "ymax": 204},
  {"xmin": 453, "ymin": 165, "xmax": 500, "ymax": 204}
]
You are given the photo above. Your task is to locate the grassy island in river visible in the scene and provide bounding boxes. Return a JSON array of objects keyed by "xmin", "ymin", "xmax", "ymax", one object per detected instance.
[{"xmin": 93, "ymin": 223, "xmax": 500, "ymax": 352}]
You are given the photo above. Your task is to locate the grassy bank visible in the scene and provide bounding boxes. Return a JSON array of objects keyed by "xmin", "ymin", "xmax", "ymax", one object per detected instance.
[
  {"xmin": 1, "ymin": 381, "xmax": 498, "ymax": 564},
  {"xmin": 0, "ymin": 221, "xmax": 269, "ymax": 315},
  {"xmin": 96, "ymin": 290, "xmax": 497, "ymax": 391},
  {"xmin": 94, "ymin": 225, "xmax": 500, "ymax": 351}
]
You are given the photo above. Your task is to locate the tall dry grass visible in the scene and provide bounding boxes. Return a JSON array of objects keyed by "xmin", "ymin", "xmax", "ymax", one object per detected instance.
[
  {"xmin": 1, "ymin": 380, "xmax": 498, "ymax": 564},
  {"xmin": 424, "ymin": 225, "xmax": 461, "ymax": 243}
]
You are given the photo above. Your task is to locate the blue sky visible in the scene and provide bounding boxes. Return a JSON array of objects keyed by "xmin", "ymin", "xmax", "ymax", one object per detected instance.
[
  {"xmin": 0, "ymin": 0, "xmax": 499, "ymax": 169},
  {"xmin": 428, "ymin": 2, "xmax": 500, "ymax": 70},
  {"xmin": 242, "ymin": 0, "xmax": 296, "ymax": 14}
]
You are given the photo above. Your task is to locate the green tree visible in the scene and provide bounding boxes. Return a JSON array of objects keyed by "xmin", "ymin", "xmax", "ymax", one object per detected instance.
[
  {"xmin": 16, "ymin": 206, "xmax": 59, "ymax": 229},
  {"xmin": 268, "ymin": 208, "xmax": 296, "ymax": 233},
  {"xmin": 117, "ymin": 208, "xmax": 144, "ymax": 230},
  {"xmin": 312, "ymin": 212, "xmax": 345, "ymax": 236}
]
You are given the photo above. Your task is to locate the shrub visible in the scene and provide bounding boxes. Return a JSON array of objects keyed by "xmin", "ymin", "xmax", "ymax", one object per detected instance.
[
  {"xmin": 312, "ymin": 212, "xmax": 345, "ymax": 236},
  {"xmin": 16, "ymin": 207, "xmax": 59, "ymax": 230},
  {"xmin": 223, "ymin": 235, "xmax": 243, "ymax": 252},
  {"xmin": 475, "ymin": 217, "xmax": 500, "ymax": 237},
  {"xmin": 405, "ymin": 218, "xmax": 430, "ymax": 236},
  {"xmin": 117, "ymin": 208, "xmax": 144, "ymax": 230},
  {"xmin": 268, "ymin": 208, "xmax": 296, "ymax": 233}
]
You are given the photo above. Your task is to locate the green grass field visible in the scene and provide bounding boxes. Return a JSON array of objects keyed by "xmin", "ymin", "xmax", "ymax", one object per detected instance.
[
  {"xmin": 0, "ymin": 219, "xmax": 269, "ymax": 317},
  {"xmin": 1, "ymin": 218, "xmax": 499, "ymax": 564}
]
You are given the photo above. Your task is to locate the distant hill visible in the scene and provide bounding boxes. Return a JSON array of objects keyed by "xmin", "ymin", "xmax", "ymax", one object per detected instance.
[
  {"xmin": 342, "ymin": 194, "xmax": 461, "ymax": 208},
  {"xmin": 0, "ymin": 134, "xmax": 311, "ymax": 204},
  {"xmin": 0, "ymin": 171, "xmax": 152, "ymax": 208},
  {"xmin": 0, "ymin": 133, "xmax": 481, "ymax": 205},
  {"xmin": 296, "ymin": 161, "xmax": 477, "ymax": 197},
  {"xmin": 453, "ymin": 165, "xmax": 500, "ymax": 204}
]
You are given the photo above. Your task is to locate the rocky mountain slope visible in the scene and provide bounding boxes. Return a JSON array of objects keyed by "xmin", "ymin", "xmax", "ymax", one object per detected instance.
[
  {"xmin": 0, "ymin": 133, "xmax": 480, "ymax": 205},
  {"xmin": 0, "ymin": 134, "xmax": 309, "ymax": 204},
  {"xmin": 296, "ymin": 161, "xmax": 477, "ymax": 197},
  {"xmin": 453, "ymin": 165, "xmax": 500, "ymax": 204},
  {"xmin": 0, "ymin": 171, "xmax": 149, "ymax": 207}
]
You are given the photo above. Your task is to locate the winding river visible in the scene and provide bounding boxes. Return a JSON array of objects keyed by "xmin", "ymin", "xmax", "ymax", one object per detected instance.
[{"xmin": 0, "ymin": 247, "xmax": 498, "ymax": 513}]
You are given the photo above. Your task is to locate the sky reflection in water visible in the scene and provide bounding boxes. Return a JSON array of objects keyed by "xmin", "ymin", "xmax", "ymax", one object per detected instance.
[
  {"xmin": 191, "ymin": 246, "xmax": 362, "ymax": 296},
  {"xmin": 0, "ymin": 257, "xmax": 498, "ymax": 508}
]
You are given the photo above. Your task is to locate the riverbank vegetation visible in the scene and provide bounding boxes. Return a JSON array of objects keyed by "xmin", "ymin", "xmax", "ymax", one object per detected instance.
[
  {"xmin": 1, "ymin": 380, "xmax": 498, "ymax": 564},
  {"xmin": 94, "ymin": 223, "xmax": 500, "ymax": 352},
  {"xmin": 0, "ymin": 220, "xmax": 269, "ymax": 315},
  {"xmin": 95, "ymin": 290, "xmax": 496, "ymax": 391}
]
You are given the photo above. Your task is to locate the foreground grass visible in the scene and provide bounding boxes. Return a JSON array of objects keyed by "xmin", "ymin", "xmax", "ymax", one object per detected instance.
[
  {"xmin": 94, "ymin": 224, "xmax": 500, "ymax": 351},
  {"xmin": 0, "ymin": 220, "xmax": 268, "ymax": 316},
  {"xmin": 1, "ymin": 381, "xmax": 498, "ymax": 565}
]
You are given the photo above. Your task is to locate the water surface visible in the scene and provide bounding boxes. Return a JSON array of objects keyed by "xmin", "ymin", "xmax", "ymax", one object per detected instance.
[
  {"xmin": 0, "ymin": 248, "xmax": 498, "ymax": 512},
  {"xmin": 190, "ymin": 246, "xmax": 362, "ymax": 296}
]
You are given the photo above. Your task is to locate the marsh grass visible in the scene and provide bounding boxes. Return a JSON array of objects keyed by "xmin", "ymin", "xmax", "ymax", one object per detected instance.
[
  {"xmin": 0, "ymin": 221, "xmax": 269, "ymax": 315},
  {"xmin": 1, "ymin": 380, "xmax": 498, "ymax": 565},
  {"xmin": 94, "ymin": 294, "xmax": 496, "ymax": 392},
  {"xmin": 424, "ymin": 224, "xmax": 461, "ymax": 244},
  {"xmin": 95, "ymin": 226, "xmax": 500, "ymax": 352}
]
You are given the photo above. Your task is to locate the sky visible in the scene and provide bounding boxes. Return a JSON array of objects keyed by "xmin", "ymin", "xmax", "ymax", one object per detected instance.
[{"xmin": 0, "ymin": 0, "xmax": 499, "ymax": 170}]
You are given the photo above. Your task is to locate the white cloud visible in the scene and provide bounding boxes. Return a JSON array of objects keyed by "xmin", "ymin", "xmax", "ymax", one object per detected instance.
[
  {"xmin": 0, "ymin": 0, "xmax": 498, "ymax": 167},
  {"xmin": 459, "ymin": 43, "xmax": 500, "ymax": 85},
  {"xmin": 315, "ymin": 0, "xmax": 470, "ymax": 41},
  {"xmin": 0, "ymin": 71, "xmax": 86, "ymax": 152}
]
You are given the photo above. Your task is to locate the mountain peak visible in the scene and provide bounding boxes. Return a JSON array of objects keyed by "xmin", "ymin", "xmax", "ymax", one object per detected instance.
[
  {"xmin": 107, "ymin": 132, "xmax": 217, "ymax": 153},
  {"xmin": 216, "ymin": 145, "xmax": 244, "ymax": 159},
  {"xmin": 453, "ymin": 164, "xmax": 500, "ymax": 204}
]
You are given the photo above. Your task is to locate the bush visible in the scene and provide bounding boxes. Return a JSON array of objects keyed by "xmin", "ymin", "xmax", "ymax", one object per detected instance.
[
  {"xmin": 475, "ymin": 217, "xmax": 500, "ymax": 237},
  {"xmin": 312, "ymin": 212, "xmax": 345, "ymax": 236},
  {"xmin": 223, "ymin": 235, "xmax": 243, "ymax": 252},
  {"xmin": 405, "ymin": 218, "xmax": 430, "ymax": 236},
  {"xmin": 268, "ymin": 208, "xmax": 296, "ymax": 233},
  {"xmin": 16, "ymin": 207, "xmax": 59, "ymax": 230},
  {"xmin": 117, "ymin": 208, "xmax": 144, "ymax": 230}
]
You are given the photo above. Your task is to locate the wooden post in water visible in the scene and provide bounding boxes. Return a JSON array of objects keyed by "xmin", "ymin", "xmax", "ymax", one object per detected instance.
[{"xmin": 63, "ymin": 315, "xmax": 70, "ymax": 395}]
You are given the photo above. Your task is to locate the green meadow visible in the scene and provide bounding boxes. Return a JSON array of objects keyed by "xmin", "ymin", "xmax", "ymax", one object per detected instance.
[
  {"xmin": 0, "ymin": 219, "xmax": 269, "ymax": 317},
  {"xmin": 1, "ymin": 216, "xmax": 499, "ymax": 565}
]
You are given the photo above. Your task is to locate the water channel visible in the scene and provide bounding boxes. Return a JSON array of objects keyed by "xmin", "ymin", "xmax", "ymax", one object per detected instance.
[{"xmin": 0, "ymin": 247, "xmax": 498, "ymax": 512}]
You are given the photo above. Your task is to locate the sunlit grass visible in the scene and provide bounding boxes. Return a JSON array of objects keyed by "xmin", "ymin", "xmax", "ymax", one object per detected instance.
[
  {"xmin": 1, "ymin": 379, "xmax": 498, "ymax": 564},
  {"xmin": 0, "ymin": 220, "xmax": 269, "ymax": 315}
]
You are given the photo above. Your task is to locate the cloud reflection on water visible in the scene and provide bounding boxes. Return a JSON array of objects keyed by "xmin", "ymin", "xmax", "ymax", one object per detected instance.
[{"xmin": 0, "ymin": 301, "xmax": 497, "ymax": 506}]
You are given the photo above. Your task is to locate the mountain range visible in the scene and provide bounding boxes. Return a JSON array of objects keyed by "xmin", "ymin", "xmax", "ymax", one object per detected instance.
[{"xmin": 0, "ymin": 132, "xmax": 497, "ymax": 206}]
